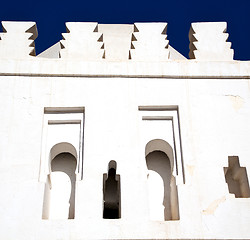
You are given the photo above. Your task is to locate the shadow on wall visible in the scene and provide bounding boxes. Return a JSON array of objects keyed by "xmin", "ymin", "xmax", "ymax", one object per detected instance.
[{"xmin": 145, "ymin": 139, "xmax": 179, "ymax": 221}]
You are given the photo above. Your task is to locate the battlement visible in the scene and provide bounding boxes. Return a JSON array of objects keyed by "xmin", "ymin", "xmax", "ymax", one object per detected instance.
[
  {"xmin": 0, "ymin": 21, "xmax": 235, "ymax": 61},
  {"xmin": 189, "ymin": 22, "xmax": 234, "ymax": 60},
  {"xmin": 0, "ymin": 21, "xmax": 37, "ymax": 58}
]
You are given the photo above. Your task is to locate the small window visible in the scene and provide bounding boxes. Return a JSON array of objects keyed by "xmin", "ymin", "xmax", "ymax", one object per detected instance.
[
  {"xmin": 224, "ymin": 156, "xmax": 250, "ymax": 198},
  {"xmin": 103, "ymin": 161, "xmax": 121, "ymax": 219}
]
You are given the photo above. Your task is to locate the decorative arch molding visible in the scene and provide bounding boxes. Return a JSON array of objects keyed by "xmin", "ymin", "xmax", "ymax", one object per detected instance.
[
  {"xmin": 39, "ymin": 107, "xmax": 84, "ymax": 182},
  {"xmin": 40, "ymin": 107, "xmax": 84, "ymax": 220},
  {"xmin": 139, "ymin": 105, "xmax": 185, "ymax": 184}
]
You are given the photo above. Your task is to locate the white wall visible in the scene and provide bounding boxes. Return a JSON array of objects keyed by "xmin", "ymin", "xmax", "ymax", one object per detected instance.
[{"xmin": 0, "ymin": 72, "xmax": 250, "ymax": 239}]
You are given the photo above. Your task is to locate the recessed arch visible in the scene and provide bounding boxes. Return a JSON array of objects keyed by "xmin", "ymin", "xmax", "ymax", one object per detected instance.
[
  {"xmin": 145, "ymin": 139, "xmax": 174, "ymax": 172},
  {"xmin": 42, "ymin": 142, "xmax": 77, "ymax": 220},
  {"xmin": 145, "ymin": 139, "xmax": 179, "ymax": 221},
  {"xmin": 50, "ymin": 142, "xmax": 78, "ymax": 162}
]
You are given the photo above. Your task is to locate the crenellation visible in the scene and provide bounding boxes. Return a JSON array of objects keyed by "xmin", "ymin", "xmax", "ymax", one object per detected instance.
[
  {"xmin": 59, "ymin": 22, "xmax": 105, "ymax": 60},
  {"xmin": 189, "ymin": 22, "xmax": 234, "ymax": 60},
  {"xmin": 98, "ymin": 24, "xmax": 133, "ymax": 61},
  {"xmin": 0, "ymin": 21, "xmax": 241, "ymax": 61},
  {"xmin": 129, "ymin": 22, "xmax": 170, "ymax": 61},
  {"xmin": 0, "ymin": 21, "xmax": 37, "ymax": 58}
]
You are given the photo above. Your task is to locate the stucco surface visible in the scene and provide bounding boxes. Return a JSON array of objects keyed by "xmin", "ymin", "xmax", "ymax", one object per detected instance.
[{"xmin": 0, "ymin": 21, "xmax": 250, "ymax": 240}]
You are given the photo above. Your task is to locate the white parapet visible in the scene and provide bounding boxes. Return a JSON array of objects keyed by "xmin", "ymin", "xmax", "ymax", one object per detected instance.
[
  {"xmin": 189, "ymin": 22, "xmax": 234, "ymax": 60},
  {"xmin": 0, "ymin": 21, "xmax": 37, "ymax": 58},
  {"xmin": 129, "ymin": 22, "xmax": 170, "ymax": 61},
  {"xmin": 60, "ymin": 22, "xmax": 105, "ymax": 60}
]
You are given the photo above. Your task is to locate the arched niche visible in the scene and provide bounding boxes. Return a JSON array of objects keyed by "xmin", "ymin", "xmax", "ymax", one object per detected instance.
[
  {"xmin": 145, "ymin": 139, "xmax": 179, "ymax": 221},
  {"xmin": 42, "ymin": 142, "xmax": 77, "ymax": 220}
]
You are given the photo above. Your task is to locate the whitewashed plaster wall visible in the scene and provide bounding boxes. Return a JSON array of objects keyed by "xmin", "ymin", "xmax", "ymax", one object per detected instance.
[
  {"xmin": 0, "ymin": 75, "xmax": 250, "ymax": 239},
  {"xmin": 0, "ymin": 21, "xmax": 249, "ymax": 240}
]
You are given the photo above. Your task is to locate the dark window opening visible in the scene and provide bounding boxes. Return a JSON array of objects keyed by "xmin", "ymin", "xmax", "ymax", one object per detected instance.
[
  {"xmin": 224, "ymin": 156, "xmax": 250, "ymax": 198},
  {"xmin": 103, "ymin": 160, "xmax": 121, "ymax": 219}
]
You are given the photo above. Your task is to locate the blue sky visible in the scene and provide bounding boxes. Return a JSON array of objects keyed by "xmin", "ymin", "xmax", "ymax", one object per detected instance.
[{"xmin": 0, "ymin": 0, "xmax": 249, "ymax": 60}]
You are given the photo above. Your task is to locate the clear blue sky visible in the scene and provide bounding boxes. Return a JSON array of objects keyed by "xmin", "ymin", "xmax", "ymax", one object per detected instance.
[{"xmin": 0, "ymin": 0, "xmax": 249, "ymax": 60}]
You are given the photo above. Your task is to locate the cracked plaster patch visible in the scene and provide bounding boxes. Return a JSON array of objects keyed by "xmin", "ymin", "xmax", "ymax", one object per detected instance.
[
  {"xmin": 226, "ymin": 95, "xmax": 244, "ymax": 111},
  {"xmin": 202, "ymin": 196, "xmax": 226, "ymax": 215},
  {"xmin": 186, "ymin": 165, "xmax": 195, "ymax": 176}
]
